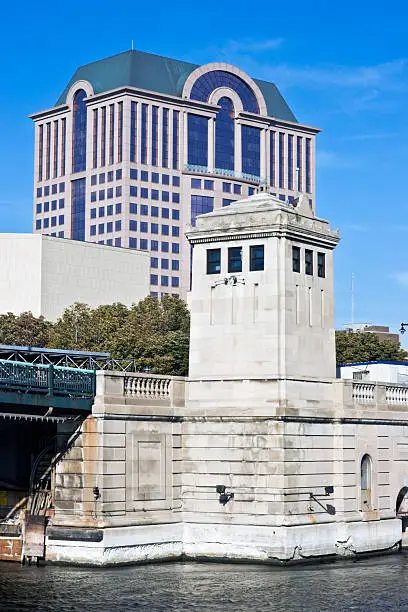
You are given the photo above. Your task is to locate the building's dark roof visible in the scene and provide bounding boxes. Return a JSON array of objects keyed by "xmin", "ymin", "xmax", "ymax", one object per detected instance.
[{"xmin": 56, "ymin": 49, "xmax": 297, "ymax": 123}]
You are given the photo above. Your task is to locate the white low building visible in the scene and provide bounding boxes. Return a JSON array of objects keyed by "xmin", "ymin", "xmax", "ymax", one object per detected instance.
[
  {"xmin": 0, "ymin": 234, "xmax": 149, "ymax": 320},
  {"xmin": 339, "ymin": 361, "xmax": 408, "ymax": 385}
]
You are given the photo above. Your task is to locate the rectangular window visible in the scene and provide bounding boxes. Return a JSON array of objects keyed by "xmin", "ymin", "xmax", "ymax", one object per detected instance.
[
  {"xmin": 129, "ymin": 220, "xmax": 137, "ymax": 231},
  {"xmin": 161, "ymin": 208, "xmax": 169, "ymax": 219},
  {"xmin": 91, "ymin": 175, "xmax": 97, "ymax": 186},
  {"xmin": 109, "ymin": 104, "xmax": 115, "ymax": 165},
  {"xmin": 161, "ymin": 224, "xmax": 169, "ymax": 236},
  {"xmin": 118, "ymin": 102, "xmax": 123, "ymax": 163},
  {"xmin": 292, "ymin": 246, "xmax": 300, "ymax": 273},
  {"xmin": 279, "ymin": 133, "xmax": 285, "ymax": 189},
  {"xmin": 173, "ymin": 111, "xmax": 179, "ymax": 169},
  {"xmin": 173, "ymin": 175, "xmax": 180, "ymax": 187},
  {"xmin": 141, "ymin": 103, "xmax": 148, "ymax": 164},
  {"xmin": 130, "ymin": 203, "xmax": 137, "ymax": 214},
  {"xmin": 59, "ymin": 182, "xmax": 65, "ymax": 193},
  {"xmin": 71, "ymin": 178, "xmax": 86, "ymax": 241},
  {"xmin": 172, "ymin": 226, "xmax": 179, "ymax": 237},
  {"xmin": 151, "ymin": 257, "xmax": 158, "ymax": 268},
  {"xmin": 129, "ymin": 238, "xmax": 137, "ymax": 248},
  {"xmin": 58, "ymin": 231, "xmax": 64, "ymax": 238},
  {"xmin": 151, "ymin": 106, "xmax": 158, "ymax": 166},
  {"xmin": 108, "ymin": 171, "xmax": 113, "ymax": 182},
  {"xmin": 203, "ymin": 180, "xmax": 213, "ymax": 190},
  {"xmin": 101, "ymin": 107, "xmax": 106, "ymax": 167},
  {"xmin": 172, "ymin": 209, "xmax": 180, "ymax": 220},
  {"xmin": 172, "ymin": 243, "xmax": 179, "ymax": 254},
  {"xmin": 141, "ymin": 204, "xmax": 148, "ymax": 215},
  {"xmin": 115, "ymin": 220, "xmax": 121, "ymax": 231},
  {"xmin": 161, "ymin": 276, "xmax": 169, "ymax": 287},
  {"xmin": 59, "ymin": 214, "xmax": 64, "ymax": 225},
  {"xmin": 287, "ymin": 134, "xmax": 293, "ymax": 190},
  {"xmin": 93, "ymin": 109, "xmax": 98, "ymax": 168},
  {"xmin": 45, "ymin": 122, "xmax": 51, "ymax": 180},
  {"xmin": 161, "ymin": 258, "xmax": 169, "ymax": 270},
  {"xmin": 151, "ymin": 206, "xmax": 159, "ymax": 217},
  {"xmin": 107, "ymin": 204, "xmax": 113, "ymax": 216},
  {"xmin": 116, "ymin": 186, "xmax": 122, "ymax": 197},
  {"xmin": 162, "ymin": 191, "xmax": 169, "ymax": 202},
  {"xmin": 250, "ymin": 245, "xmax": 264, "ymax": 271},
  {"xmin": 61, "ymin": 118, "xmax": 66, "ymax": 176},
  {"xmin": 151, "ymin": 240, "xmax": 158, "ymax": 251},
  {"xmin": 140, "ymin": 239, "xmax": 148, "ymax": 249},
  {"xmin": 141, "ymin": 188, "xmax": 148, "ymax": 199},
  {"xmin": 99, "ymin": 190, "xmax": 105, "ymax": 201},
  {"xmin": 44, "ymin": 202, "xmax": 49, "ymax": 212},
  {"xmin": 152, "ymin": 189, "xmax": 159, "ymax": 200},
  {"xmin": 115, "ymin": 203, "xmax": 122, "ymax": 214},
  {"xmin": 223, "ymin": 182, "xmax": 231, "ymax": 193},
  {"xmin": 59, "ymin": 198, "xmax": 65, "ymax": 209},
  {"xmin": 130, "ymin": 186, "xmax": 138, "ymax": 197},
  {"xmin": 223, "ymin": 199, "xmax": 234, "ymax": 207},
  {"xmin": 241, "ymin": 125, "xmax": 260, "ymax": 178},
  {"xmin": 115, "ymin": 238, "xmax": 121, "ymax": 247},
  {"xmin": 172, "ymin": 193, "xmax": 180, "ymax": 204},
  {"xmin": 228, "ymin": 247, "xmax": 242, "ymax": 273},
  {"xmin": 162, "ymin": 108, "xmax": 169, "ymax": 168},
  {"xmin": 116, "ymin": 169, "xmax": 122, "ymax": 180},
  {"xmin": 151, "ymin": 223, "xmax": 159, "ymax": 234},
  {"xmin": 43, "ymin": 218, "xmax": 49, "ymax": 229},
  {"xmin": 107, "ymin": 222, "xmax": 113, "ymax": 233},
  {"xmin": 36, "ymin": 219, "xmax": 41, "ymax": 229},
  {"xmin": 306, "ymin": 138, "xmax": 311, "ymax": 193},
  {"xmin": 36, "ymin": 187, "xmax": 42, "ymax": 198},
  {"xmin": 172, "ymin": 260, "xmax": 179, "ymax": 271},
  {"xmin": 305, "ymin": 249, "xmax": 313, "ymax": 275},
  {"xmin": 141, "ymin": 221, "xmax": 148, "ymax": 233},
  {"xmin": 191, "ymin": 178, "xmax": 201, "ymax": 189},
  {"xmin": 270, "ymin": 131, "xmax": 275, "ymax": 186},
  {"xmin": 130, "ymin": 102, "xmax": 137, "ymax": 162},
  {"xmin": 51, "ymin": 200, "xmax": 57, "ymax": 210},
  {"xmin": 53, "ymin": 120, "xmax": 59, "ymax": 178},
  {"xmin": 130, "ymin": 168, "xmax": 138, "ymax": 180},
  {"xmin": 162, "ymin": 242, "xmax": 169, "ymax": 252},
  {"xmin": 191, "ymin": 195, "xmax": 213, "ymax": 226},
  {"xmin": 99, "ymin": 173, "xmax": 105, "ymax": 184},
  {"xmin": 188, "ymin": 114, "xmax": 208, "ymax": 166},
  {"xmin": 207, "ymin": 248, "xmax": 221, "ymax": 274},
  {"xmin": 162, "ymin": 174, "xmax": 169, "ymax": 185},
  {"xmin": 107, "ymin": 187, "xmax": 113, "ymax": 199},
  {"xmin": 171, "ymin": 277, "xmax": 179, "ymax": 288},
  {"xmin": 318, "ymin": 252, "xmax": 326, "ymax": 278},
  {"xmin": 90, "ymin": 208, "xmax": 96, "ymax": 219},
  {"xmin": 296, "ymin": 136, "xmax": 302, "ymax": 192},
  {"xmin": 98, "ymin": 223, "xmax": 104, "ymax": 235},
  {"xmin": 233, "ymin": 184, "xmax": 241, "ymax": 195},
  {"xmin": 151, "ymin": 172, "xmax": 159, "ymax": 183},
  {"xmin": 52, "ymin": 184, "xmax": 57, "ymax": 194},
  {"xmin": 38, "ymin": 124, "xmax": 43, "ymax": 181},
  {"xmin": 90, "ymin": 225, "xmax": 96, "ymax": 236},
  {"xmin": 36, "ymin": 203, "xmax": 42, "ymax": 214}
]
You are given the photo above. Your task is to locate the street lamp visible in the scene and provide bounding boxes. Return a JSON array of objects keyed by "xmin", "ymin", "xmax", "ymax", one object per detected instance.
[{"xmin": 400, "ymin": 323, "xmax": 408, "ymax": 335}]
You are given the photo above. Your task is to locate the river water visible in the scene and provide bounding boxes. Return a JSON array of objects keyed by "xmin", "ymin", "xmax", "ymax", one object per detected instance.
[{"xmin": 1, "ymin": 554, "xmax": 408, "ymax": 611}]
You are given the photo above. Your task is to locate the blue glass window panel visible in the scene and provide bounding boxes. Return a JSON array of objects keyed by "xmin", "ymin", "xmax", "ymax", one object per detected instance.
[
  {"xmin": 59, "ymin": 183, "xmax": 65, "ymax": 193},
  {"xmin": 116, "ymin": 203, "xmax": 122, "ymax": 214},
  {"xmin": 296, "ymin": 137, "xmax": 302, "ymax": 191},
  {"xmin": 215, "ymin": 97, "xmax": 234, "ymax": 171},
  {"xmin": 129, "ymin": 220, "xmax": 137, "ymax": 231},
  {"xmin": 36, "ymin": 203, "xmax": 42, "ymax": 214},
  {"xmin": 130, "ymin": 203, "xmax": 137, "ymax": 214},
  {"xmin": 44, "ymin": 186, "xmax": 50, "ymax": 196},
  {"xmin": 106, "ymin": 239, "xmax": 112, "ymax": 245},
  {"xmin": 107, "ymin": 187, "xmax": 113, "ymax": 199},
  {"xmin": 279, "ymin": 133, "xmax": 285, "ymax": 188},
  {"xmin": 130, "ymin": 168, "xmax": 138, "ymax": 180},
  {"xmin": 152, "ymin": 189, "xmax": 159, "ymax": 200},
  {"xmin": 287, "ymin": 135, "xmax": 294, "ymax": 190},
  {"xmin": 91, "ymin": 192, "xmax": 96, "ymax": 202},
  {"xmin": 36, "ymin": 219, "xmax": 41, "ymax": 229},
  {"xmin": 172, "ymin": 111, "xmax": 179, "ymax": 170},
  {"xmin": 141, "ymin": 205, "xmax": 148, "ymax": 216},
  {"xmin": 130, "ymin": 102, "xmax": 137, "ymax": 162},
  {"xmin": 279, "ymin": 194, "xmax": 286, "ymax": 201},
  {"xmin": 162, "ymin": 191, "xmax": 169, "ymax": 202},
  {"xmin": 162, "ymin": 208, "xmax": 169, "ymax": 219},
  {"xmin": 191, "ymin": 195, "xmax": 214, "ymax": 226},
  {"xmin": 71, "ymin": 178, "xmax": 86, "ymax": 240},
  {"xmin": 129, "ymin": 238, "xmax": 137, "ymax": 248},
  {"xmin": 151, "ymin": 240, "xmax": 159, "ymax": 251},
  {"xmin": 171, "ymin": 243, "xmax": 179, "ymax": 254},
  {"xmin": 141, "ymin": 170, "xmax": 148, "ymax": 182},
  {"xmin": 270, "ymin": 132, "xmax": 275, "ymax": 186},
  {"xmin": 99, "ymin": 207, "xmax": 105, "ymax": 217},
  {"xmin": 52, "ymin": 184, "xmax": 57, "ymax": 194},
  {"xmin": 151, "ymin": 291, "xmax": 158, "ymax": 297},
  {"xmin": 204, "ymin": 180, "xmax": 213, "ymax": 190},
  {"xmin": 116, "ymin": 186, "xmax": 122, "ymax": 197},
  {"xmin": 208, "ymin": 249, "xmax": 220, "ymax": 274},
  {"xmin": 90, "ymin": 225, "xmax": 96, "ymax": 236},
  {"xmin": 98, "ymin": 223, "xmax": 104, "ymax": 234},
  {"xmin": 228, "ymin": 246, "xmax": 242, "ymax": 273},
  {"xmin": 162, "ymin": 242, "xmax": 169, "ymax": 252},
  {"xmin": 162, "ymin": 108, "xmax": 169, "ymax": 168},
  {"xmin": 116, "ymin": 169, "xmax": 122, "ymax": 180},
  {"xmin": 90, "ymin": 208, "xmax": 96, "ymax": 219},
  {"xmin": 43, "ymin": 218, "xmax": 49, "ymax": 229},
  {"xmin": 152, "ymin": 172, "xmax": 159, "ymax": 183},
  {"xmin": 172, "ymin": 210, "xmax": 180, "ymax": 220},
  {"xmin": 161, "ymin": 225, "xmax": 169, "ymax": 236},
  {"xmin": 59, "ymin": 199, "xmax": 65, "ymax": 209},
  {"xmin": 107, "ymin": 222, "xmax": 113, "ymax": 233},
  {"xmin": 242, "ymin": 126, "xmax": 261, "ymax": 177},
  {"xmin": 190, "ymin": 70, "xmax": 259, "ymax": 114},
  {"xmin": 107, "ymin": 171, "xmax": 114, "ymax": 182},
  {"xmin": 141, "ymin": 221, "xmax": 148, "ymax": 233},
  {"xmin": 36, "ymin": 187, "xmax": 42, "ymax": 197},
  {"xmin": 107, "ymin": 205, "xmax": 113, "ymax": 216},
  {"xmin": 151, "ymin": 274, "xmax": 158, "ymax": 285},
  {"xmin": 161, "ymin": 276, "xmax": 169, "ymax": 287},
  {"xmin": 250, "ymin": 245, "xmax": 264, "ymax": 271},
  {"xmin": 99, "ymin": 190, "xmax": 105, "ymax": 201},
  {"xmin": 223, "ymin": 182, "xmax": 231, "ymax": 193},
  {"xmin": 91, "ymin": 175, "xmax": 97, "ymax": 186},
  {"xmin": 234, "ymin": 184, "xmax": 241, "ymax": 195},
  {"xmin": 72, "ymin": 89, "xmax": 87, "ymax": 173},
  {"xmin": 172, "ymin": 226, "xmax": 180, "ymax": 237},
  {"xmin": 151, "ymin": 206, "xmax": 159, "ymax": 217},
  {"xmin": 191, "ymin": 178, "xmax": 201, "ymax": 189},
  {"xmin": 171, "ymin": 277, "xmax": 179, "ymax": 288},
  {"xmin": 151, "ymin": 257, "xmax": 158, "ymax": 268},
  {"xmin": 98, "ymin": 240, "xmax": 104, "ymax": 244},
  {"xmin": 248, "ymin": 187, "xmax": 255, "ymax": 195},
  {"xmin": 172, "ymin": 260, "xmax": 179, "ymax": 271},
  {"xmin": 44, "ymin": 202, "xmax": 49, "ymax": 212},
  {"xmin": 172, "ymin": 193, "xmax": 180, "ymax": 204},
  {"xmin": 115, "ymin": 220, "xmax": 121, "ymax": 231},
  {"xmin": 188, "ymin": 114, "xmax": 208, "ymax": 166},
  {"xmin": 172, "ymin": 176, "xmax": 180, "ymax": 187},
  {"xmin": 58, "ymin": 231, "xmax": 64, "ymax": 238},
  {"xmin": 162, "ymin": 174, "xmax": 169, "ymax": 185},
  {"xmin": 115, "ymin": 238, "xmax": 121, "ymax": 247},
  {"xmin": 161, "ymin": 258, "xmax": 169, "ymax": 269},
  {"xmin": 99, "ymin": 173, "xmax": 105, "ymax": 184},
  {"xmin": 130, "ymin": 186, "xmax": 138, "ymax": 197},
  {"xmin": 141, "ymin": 188, "xmax": 148, "ymax": 199},
  {"xmin": 141, "ymin": 104, "xmax": 148, "ymax": 164},
  {"xmin": 151, "ymin": 106, "xmax": 158, "ymax": 166},
  {"xmin": 223, "ymin": 199, "xmax": 234, "ymax": 207},
  {"xmin": 140, "ymin": 239, "xmax": 148, "ymax": 249},
  {"xmin": 306, "ymin": 138, "xmax": 311, "ymax": 193},
  {"xmin": 151, "ymin": 223, "xmax": 159, "ymax": 234}
]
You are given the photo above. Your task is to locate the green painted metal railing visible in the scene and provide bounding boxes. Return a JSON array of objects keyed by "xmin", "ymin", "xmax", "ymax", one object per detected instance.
[{"xmin": 0, "ymin": 359, "xmax": 96, "ymax": 398}]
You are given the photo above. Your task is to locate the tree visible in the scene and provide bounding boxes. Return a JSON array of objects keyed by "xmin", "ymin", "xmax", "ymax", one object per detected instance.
[
  {"xmin": 0, "ymin": 312, "xmax": 52, "ymax": 347},
  {"xmin": 335, "ymin": 330, "xmax": 407, "ymax": 365}
]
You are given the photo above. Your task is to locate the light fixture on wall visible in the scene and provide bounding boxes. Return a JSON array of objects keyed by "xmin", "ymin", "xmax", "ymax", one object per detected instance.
[
  {"xmin": 213, "ymin": 275, "xmax": 245, "ymax": 288},
  {"xmin": 400, "ymin": 323, "xmax": 408, "ymax": 335},
  {"xmin": 216, "ymin": 485, "xmax": 234, "ymax": 505},
  {"xmin": 308, "ymin": 486, "xmax": 336, "ymax": 515}
]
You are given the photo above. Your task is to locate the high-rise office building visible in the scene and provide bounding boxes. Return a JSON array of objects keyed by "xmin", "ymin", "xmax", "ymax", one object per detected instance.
[{"xmin": 30, "ymin": 49, "xmax": 318, "ymax": 297}]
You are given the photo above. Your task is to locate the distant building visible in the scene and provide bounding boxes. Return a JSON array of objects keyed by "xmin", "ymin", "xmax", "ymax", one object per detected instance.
[
  {"xmin": 343, "ymin": 323, "xmax": 400, "ymax": 344},
  {"xmin": 338, "ymin": 361, "xmax": 408, "ymax": 384},
  {"xmin": 0, "ymin": 234, "xmax": 149, "ymax": 320},
  {"xmin": 29, "ymin": 49, "xmax": 319, "ymax": 297}
]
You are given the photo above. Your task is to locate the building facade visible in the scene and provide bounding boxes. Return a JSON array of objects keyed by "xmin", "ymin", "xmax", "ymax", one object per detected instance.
[{"xmin": 30, "ymin": 49, "xmax": 319, "ymax": 297}]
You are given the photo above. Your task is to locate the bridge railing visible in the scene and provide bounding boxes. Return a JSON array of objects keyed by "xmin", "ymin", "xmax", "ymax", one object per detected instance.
[{"xmin": 0, "ymin": 359, "xmax": 96, "ymax": 398}]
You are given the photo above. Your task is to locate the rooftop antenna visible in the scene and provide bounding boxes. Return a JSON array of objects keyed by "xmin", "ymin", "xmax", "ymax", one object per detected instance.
[
  {"xmin": 351, "ymin": 272, "xmax": 355, "ymax": 326},
  {"xmin": 131, "ymin": 40, "xmax": 134, "ymax": 50}
]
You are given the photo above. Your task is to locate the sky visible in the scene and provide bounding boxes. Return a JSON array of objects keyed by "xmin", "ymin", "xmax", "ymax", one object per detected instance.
[{"xmin": 0, "ymin": 0, "xmax": 407, "ymax": 337}]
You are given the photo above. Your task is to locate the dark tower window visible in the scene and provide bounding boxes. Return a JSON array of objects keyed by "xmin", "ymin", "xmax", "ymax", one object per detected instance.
[
  {"xmin": 215, "ymin": 97, "xmax": 235, "ymax": 171},
  {"xmin": 318, "ymin": 253, "xmax": 326, "ymax": 278},
  {"xmin": 207, "ymin": 249, "xmax": 221, "ymax": 274},
  {"xmin": 305, "ymin": 249, "xmax": 313, "ymax": 275},
  {"xmin": 292, "ymin": 246, "xmax": 300, "ymax": 273},
  {"xmin": 228, "ymin": 247, "xmax": 242, "ymax": 273},
  {"xmin": 250, "ymin": 245, "xmax": 264, "ymax": 271},
  {"xmin": 72, "ymin": 89, "xmax": 87, "ymax": 173}
]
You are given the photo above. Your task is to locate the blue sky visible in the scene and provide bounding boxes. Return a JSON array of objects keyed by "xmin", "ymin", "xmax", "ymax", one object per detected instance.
[{"xmin": 0, "ymin": 0, "xmax": 407, "ymax": 336}]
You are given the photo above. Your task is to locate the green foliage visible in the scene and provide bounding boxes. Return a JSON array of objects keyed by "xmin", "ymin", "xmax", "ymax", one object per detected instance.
[
  {"xmin": 335, "ymin": 330, "xmax": 407, "ymax": 365},
  {"xmin": 0, "ymin": 296, "xmax": 191, "ymax": 376}
]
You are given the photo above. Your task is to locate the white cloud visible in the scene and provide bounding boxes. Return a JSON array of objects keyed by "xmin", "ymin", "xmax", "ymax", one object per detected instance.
[
  {"xmin": 222, "ymin": 38, "xmax": 285, "ymax": 54},
  {"xmin": 393, "ymin": 272, "xmax": 408, "ymax": 287},
  {"xmin": 316, "ymin": 149, "xmax": 358, "ymax": 169}
]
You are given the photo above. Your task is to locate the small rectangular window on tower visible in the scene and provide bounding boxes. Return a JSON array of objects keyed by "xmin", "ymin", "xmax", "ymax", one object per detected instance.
[
  {"xmin": 228, "ymin": 247, "xmax": 242, "ymax": 273},
  {"xmin": 318, "ymin": 252, "xmax": 326, "ymax": 278},
  {"xmin": 207, "ymin": 249, "xmax": 221, "ymax": 274},
  {"xmin": 305, "ymin": 249, "xmax": 313, "ymax": 275},
  {"xmin": 250, "ymin": 245, "xmax": 264, "ymax": 271},
  {"xmin": 292, "ymin": 246, "xmax": 300, "ymax": 273}
]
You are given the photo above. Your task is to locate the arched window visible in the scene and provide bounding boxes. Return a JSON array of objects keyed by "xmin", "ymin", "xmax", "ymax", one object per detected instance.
[
  {"xmin": 361, "ymin": 454, "xmax": 372, "ymax": 510},
  {"xmin": 190, "ymin": 70, "xmax": 259, "ymax": 114},
  {"xmin": 215, "ymin": 97, "xmax": 235, "ymax": 172},
  {"xmin": 72, "ymin": 89, "xmax": 87, "ymax": 173}
]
